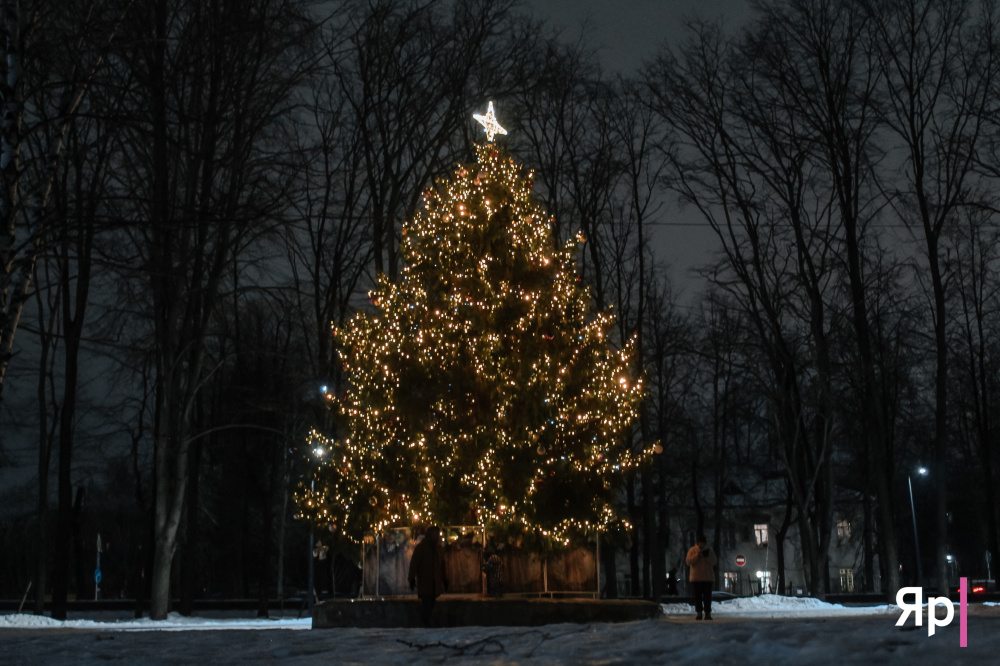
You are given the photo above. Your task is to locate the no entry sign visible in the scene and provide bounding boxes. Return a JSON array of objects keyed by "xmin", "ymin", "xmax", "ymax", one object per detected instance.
[{"xmin": 735, "ymin": 555, "xmax": 746, "ymax": 567}]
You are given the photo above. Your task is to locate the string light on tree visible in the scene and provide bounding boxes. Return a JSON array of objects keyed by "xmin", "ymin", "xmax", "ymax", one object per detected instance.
[{"xmin": 295, "ymin": 102, "xmax": 650, "ymax": 544}]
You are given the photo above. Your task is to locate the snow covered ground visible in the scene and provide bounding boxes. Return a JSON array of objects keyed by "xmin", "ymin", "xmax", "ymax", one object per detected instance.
[
  {"xmin": 2, "ymin": 596, "xmax": 996, "ymax": 664},
  {"xmin": 0, "ymin": 610, "xmax": 312, "ymax": 632},
  {"xmin": 660, "ymin": 593, "xmax": 899, "ymax": 617}
]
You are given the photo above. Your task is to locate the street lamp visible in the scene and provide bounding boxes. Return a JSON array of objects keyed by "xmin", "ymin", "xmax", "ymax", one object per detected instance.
[
  {"xmin": 308, "ymin": 478, "xmax": 315, "ymax": 618},
  {"xmin": 908, "ymin": 466, "xmax": 929, "ymax": 586},
  {"xmin": 308, "ymin": 444, "xmax": 325, "ymax": 618}
]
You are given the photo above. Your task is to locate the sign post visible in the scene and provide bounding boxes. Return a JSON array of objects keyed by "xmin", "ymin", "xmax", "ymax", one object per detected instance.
[{"xmin": 95, "ymin": 533, "xmax": 102, "ymax": 601}]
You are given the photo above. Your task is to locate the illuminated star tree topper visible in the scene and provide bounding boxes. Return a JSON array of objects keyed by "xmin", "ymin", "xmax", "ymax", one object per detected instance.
[
  {"xmin": 473, "ymin": 100, "xmax": 507, "ymax": 142},
  {"xmin": 296, "ymin": 106, "xmax": 649, "ymax": 545}
]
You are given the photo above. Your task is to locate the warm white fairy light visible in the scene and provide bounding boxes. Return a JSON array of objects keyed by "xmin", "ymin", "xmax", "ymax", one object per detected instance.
[{"xmin": 295, "ymin": 138, "xmax": 650, "ymax": 544}]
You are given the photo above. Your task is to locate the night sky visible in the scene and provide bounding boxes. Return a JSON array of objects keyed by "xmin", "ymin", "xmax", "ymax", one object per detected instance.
[
  {"xmin": 523, "ymin": 0, "xmax": 753, "ymax": 297},
  {"xmin": 525, "ymin": 0, "xmax": 752, "ymax": 73}
]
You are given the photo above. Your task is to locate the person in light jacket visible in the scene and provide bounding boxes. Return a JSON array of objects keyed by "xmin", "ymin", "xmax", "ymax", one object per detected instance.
[
  {"xmin": 686, "ymin": 534, "xmax": 718, "ymax": 620},
  {"xmin": 408, "ymin": 526, "xmax": 448, "ymax": 626}
]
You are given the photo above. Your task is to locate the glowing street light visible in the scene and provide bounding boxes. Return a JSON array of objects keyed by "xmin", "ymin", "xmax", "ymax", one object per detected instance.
[{"xmin": 908, "ymin": 466, "xmax": 929, "ymax": 586}]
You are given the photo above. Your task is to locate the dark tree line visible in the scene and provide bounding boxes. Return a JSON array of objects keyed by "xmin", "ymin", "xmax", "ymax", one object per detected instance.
[{"xmin": 1, "ymin": 0, "xmax": 999, "ymax": 616}]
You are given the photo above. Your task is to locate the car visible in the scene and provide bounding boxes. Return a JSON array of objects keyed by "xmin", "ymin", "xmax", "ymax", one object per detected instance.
[{"xmin": 951, "ymin": 579, "xmax": 994, "ymax": 598}]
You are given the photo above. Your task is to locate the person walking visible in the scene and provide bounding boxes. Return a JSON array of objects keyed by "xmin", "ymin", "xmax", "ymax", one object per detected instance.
[
  {"xmin": 686, "ymin": 534, "xmax": 717, "ymax": 620},
  {"xmin": 408, "ymin": 526, "xmax": 448, "ymax": 626}
]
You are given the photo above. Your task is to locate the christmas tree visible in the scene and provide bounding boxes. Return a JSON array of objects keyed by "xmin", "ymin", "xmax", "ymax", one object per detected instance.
[{"xmin": 298, "ymin": 103, "xmax": 648, "ymax": 544}]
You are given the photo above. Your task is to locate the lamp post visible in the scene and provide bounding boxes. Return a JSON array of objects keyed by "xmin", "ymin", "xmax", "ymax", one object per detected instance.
[
  {"xmin": 908, "ymin": 466, "xmax": 928, "ymax": 586},
  {"xmin": 308, "ymin": 478, "xmax": 315, "ymax": 618},
  {"xmin": 307, "ymin": 443, "xmax": 326, "ymax": 618}
]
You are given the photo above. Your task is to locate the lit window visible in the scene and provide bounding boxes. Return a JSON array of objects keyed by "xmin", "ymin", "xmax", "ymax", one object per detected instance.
[
  {"xmin": 754, "ymin": 523, "xmax": 768, "ymax": 547},
  {"xmin": 837, "ymin": 520, "xmax": 851, "ymax": 539},
  {"xmin": 840, "ymin": 568, "xmax": 855, "ymax": 593},
  {"xmin": 724, "ymin": 571, "xmax": 739, "ymax": 593}
]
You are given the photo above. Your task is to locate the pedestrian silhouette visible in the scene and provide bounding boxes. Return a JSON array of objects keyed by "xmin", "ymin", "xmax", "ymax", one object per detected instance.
[{"xmin": 408, "ymin": 526, "xmax": 448, "ymax": 626}]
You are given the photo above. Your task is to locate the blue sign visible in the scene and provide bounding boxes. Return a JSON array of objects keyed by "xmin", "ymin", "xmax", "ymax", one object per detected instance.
[{"xmin": 94, "ymin": 568, "xmax": 102, "ymax": 583}]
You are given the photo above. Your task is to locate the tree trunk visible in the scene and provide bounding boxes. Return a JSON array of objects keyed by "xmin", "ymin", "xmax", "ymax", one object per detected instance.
[
  {"xmin": 147, "ymin": 0, "xmax": 176, "ymax": 622},
  {"xmin": 134, "ymin": 511, "xmax": 155, "ymax": 619},
  {"xmin": 276, "ymin": 442, "xmax": 290, "ymax": 611},
  {"xmin": 258, "ymin": 483, "xmax": 272, "ymax": 618},
  {"xmin": 33, "ymin": 277, "xmax": 54, "ymax": 615},
  {"xmin": 51, "ymin": 504, "xmax": 70, "ymax": 619},
  {"xmin": 72, "ymin": 487, "xmax": 86, "ymax": 599},
  {"xmin": 863, "ymin": 489, "xmax": 874, "ymax": 593},
  {"xmin": 655, "ymin": 452, "xmax": 669, "ymax": 600},
  {"xmin": 843, "ymin": 196, "xmax": 901, "ymax": 600},
  {"xmin": 874, "ymin": 452, "xmax": 900, "ymax": 597},
  {"xmin": 34, "ymin": 498, "xmax": 48, "ymax": 615},
  {"xmin": 151, "ymin": 417, "xmax": 192, "ymax": 620},
  {"xmin": 51, "ymin": 372, "xmax": 83, "ymax": 618},
  {"xmin": 713, "ymin": 386, "xmax": 726, "ymax": 591},
  {"xmin": 982, "ymin": 437, "xmax": 999, "ymax": 584},
  {"xmin": 626, "ymin": 474, "xmax": 639, "ymax": 596},
  {"xmin": 775, "ymin": 483, "xmax": 794, "ymax": 596},
  {"xmin": 601, "ymin": 532, "xmax": 618, "ymax": 599},
  {"xmin": 642, "ymin": 469, "xmax": 653, "ymax": 599},
  {"xmin": 150, "ymin": 537, "xmax": 174, "ymax": 620},
  {"xmin": 0, "ymin": 0, "xmax": 24, "ymax": 404},
  {"xmin": 930, "ymin": 252, "xmax": 950, "ymax": 597},
  {"xmin": 178, "ymin": 439, "xmax": 202, "ymax": 616}
]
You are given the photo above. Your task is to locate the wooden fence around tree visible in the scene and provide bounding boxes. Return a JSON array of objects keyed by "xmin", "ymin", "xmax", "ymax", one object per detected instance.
[{"xmin": 361, "ymin": 526, "xmax": 599, "ymax": 597}]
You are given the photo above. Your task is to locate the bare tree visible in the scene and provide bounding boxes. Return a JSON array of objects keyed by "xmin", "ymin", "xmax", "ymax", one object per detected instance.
[
  {"xmin": 866, "ymin": 0, "xmax": 999, "ymax": 595},
  {"xmin": 284, "ymin": 73, "xmax": 374, "ymax": 389},
  {"xmin": 117, "ymin": 0, "xmax": 315, "ymax": 619},
  {"xmin": 0, "ymin": 0, "xmax": 131, "ymax": 402},
  {"xmin": 743, "ymin": 0, "xmax": 908, "ymax": 599},
  {"xmin": 605, "ymin": 78, "xmax": 670, "ymax": 598},
  {"xmin": 949, "ymin": 207, "xmax": 1000, "ymax": 579},
  {"xmin": 45, "ymin": 97, "xmax": 117, "ymax": 619},
  {"xmin": 648, "ymin": 18, "xmax": 840, "ymax": 597},
  {"xmin": 644, "ymin": 275, "xmax": 698, "ymax": 596},
  {"xmin": 29, "ymin": 247, "xmax": 60, "ymax": 614}
]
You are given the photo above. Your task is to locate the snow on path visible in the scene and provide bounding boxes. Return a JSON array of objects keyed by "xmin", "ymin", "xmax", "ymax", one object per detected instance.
[
  {"xmin": 0, "ymin": 611, "xmax": 310, "ymax": 631},
  {"xmin": 660, "ymin": 593, "xmax": 899, "ymax": 617},
  {"xmin": 0, "ymin": 594, "xmax": 896, "ymax": 631}
]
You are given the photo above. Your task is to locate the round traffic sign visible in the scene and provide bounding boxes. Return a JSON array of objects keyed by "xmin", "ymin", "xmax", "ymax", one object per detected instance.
[{"xmin": 735, "ymin": 555, "xmax": 746, "ymax": 567}]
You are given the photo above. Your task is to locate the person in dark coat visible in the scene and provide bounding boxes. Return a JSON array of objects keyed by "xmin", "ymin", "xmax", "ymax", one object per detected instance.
[
  {"xmin": 408, "ymin": 526, "xmax": 448, "ymax": 626},
  {"xmin": 685, "ymin": 534, "xmax": 718, "ymax": 620},
  {"xmin": 481, "ymin": 541, "xmax": 504, "ymax": 598}
]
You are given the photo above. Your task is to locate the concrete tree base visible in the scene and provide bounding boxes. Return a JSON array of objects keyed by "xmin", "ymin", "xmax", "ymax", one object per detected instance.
[{"xmin": 312, "ymin": 595, "xmax": 661, "ymax": 628}]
